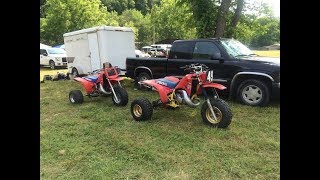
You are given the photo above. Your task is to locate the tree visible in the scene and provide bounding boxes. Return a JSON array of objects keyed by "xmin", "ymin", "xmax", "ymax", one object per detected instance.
[
  {"xmin": 250, "ymin": 17, "xmax": 279, "ymax": 47},
  {"xmin": 214, "ymin": 0, "xmax": 232, "ymax": 38},
  {"xmin": 150, "ymin": 0, "xmax": 196, "ymax": 43},
  {"xmin": 226, "ymin": 0, "xmax": 245, "ymax": 37},
  {"xmin": 100, "ymin": 0, "xmax": 135, "ymax": 14},
  {"xmin": 118, "ymin": 9, "xmax": 153, "ymax": 46},
  {"xmin": 134, "ymin": 0, "xmax": 149, "ymax": 15},
  {"xmin": 178, "ymin": 0, "xmax": 218, "ymax": 38},
  {"xmin": 100, "ymin": 0, "xmax": 160, "ymax": 15},
  {"xmin": 233, "ymin": 1, "xmax": 279, "ymax": 47},
  {"xmin": 40, "ymin": 0, "xmax": 112, "ymax": 45},
  {"xmin": 40, "ymin": 0, "xmax": 47, "ymax": 18}
]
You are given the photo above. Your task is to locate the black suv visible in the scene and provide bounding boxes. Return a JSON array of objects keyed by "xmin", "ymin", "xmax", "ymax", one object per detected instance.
[{"xmin": 126, "ymin": 38, "xmax": 280, "ymax": 106}]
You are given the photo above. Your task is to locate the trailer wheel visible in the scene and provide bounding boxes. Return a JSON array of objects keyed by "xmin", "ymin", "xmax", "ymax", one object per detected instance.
[{"xmin": 71, "ymin": 68, "xmax": 79, "ymax": 77}]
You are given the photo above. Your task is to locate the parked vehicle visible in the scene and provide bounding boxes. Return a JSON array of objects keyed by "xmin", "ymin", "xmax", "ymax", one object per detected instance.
[
  {"xmin": 150, "ymin": 44, "xmax": 172, "ymax": 51},
  {"xmin": 69, "ymin": 63, "xmax": 128, "ymax": 106},
  {"xmin": 126, "ymin": 38, "xmax": 280, "ymax": 106},
  {"xmin": 131, "ymin": 63, "xmax": 232, "ymax": 128},
  {"xmin": 135, "ymin": 50, "xmax": 151, "ymax": 58},
  {"xmin": 63, "ymin": 26, "xmax": 136, "ymax": 77},
  {"xmin": 141, "ymin": 46, "xmax": 152, "ymax": 54},
  {"xmin": 40, "ymin": 45, "xmax": 68, "ymax": 69},
  {"xmin": 149, "ymin": 48, "xmax": 167, "ymax": 58}
]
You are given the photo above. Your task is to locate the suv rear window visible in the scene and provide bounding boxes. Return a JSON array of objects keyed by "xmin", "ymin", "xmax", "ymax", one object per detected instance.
[{"xmin": 169, "ymin": 41, "xmax": 195, "ymax": 59}]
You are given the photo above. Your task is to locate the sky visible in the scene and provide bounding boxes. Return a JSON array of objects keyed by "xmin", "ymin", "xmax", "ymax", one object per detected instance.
[{"xmin": 263, "ymin": 0, "xmax": 280, "ymax": 17}]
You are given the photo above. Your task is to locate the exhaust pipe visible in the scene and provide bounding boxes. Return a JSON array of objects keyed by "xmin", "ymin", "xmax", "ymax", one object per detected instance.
[
  {"xmin": 99, "ymin": 83, "xmax": 112, "ymax": 95},
  {"xmin": 176, "ymin": 90, "xmax": 200, "ymax": 108}
]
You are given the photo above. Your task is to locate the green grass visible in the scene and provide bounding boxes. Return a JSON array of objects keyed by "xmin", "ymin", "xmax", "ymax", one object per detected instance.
[
  {"xmin": 253, "ymin": 50, "xmax": 280, "ymax": 58},
  {"xmin": 40, "ymin": 78, "xmax": 280, "ymax": 179},
  {"xmin": 40, "ymin": 67, "xmax": 68, "ymax": 81}
]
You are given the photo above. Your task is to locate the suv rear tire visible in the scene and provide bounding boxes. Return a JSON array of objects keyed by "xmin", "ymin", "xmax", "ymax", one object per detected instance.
[
  {"xmin": 135, "ymin": 72, "xmax": 151, "ymax": 90},
  {"xmin": 137, "ymin": 72, "xmax": 151, "ymax": 82}
]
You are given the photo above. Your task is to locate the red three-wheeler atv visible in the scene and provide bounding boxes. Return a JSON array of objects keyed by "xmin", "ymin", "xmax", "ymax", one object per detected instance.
[
  {"xmin": 69, "ymin": 63, "xmax": 128, "ymax": 106},
  {"xmin": 131, "ymin": 63, "xmax": 232, "ymax": 128}
]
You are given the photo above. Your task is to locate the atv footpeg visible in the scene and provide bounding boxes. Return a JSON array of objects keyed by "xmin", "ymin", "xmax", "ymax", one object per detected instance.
[{"xmin": 87, "ymin": 93, "xmax": 99, "ymax": 97}]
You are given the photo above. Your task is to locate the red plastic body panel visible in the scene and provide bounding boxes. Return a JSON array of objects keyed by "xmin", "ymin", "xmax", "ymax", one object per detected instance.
[
  {"xmin": 74, "ymin": 77, "xmax": 95, "ymax": 94},
  {"xmin": 164, "ymin": 76, "xmax": 180, "ymax": 82},
  {"xmin": 141, "ymin": 79, "xmax": 173, "ymax": 103},
  {"xmin": 174, "ymin": 74, "xmax": 194, "ymax": 95},
  {"xmin": 141, "ymin": 71, "xmax": 227, "ymax": 104},
  {"xmin": 202, "ymin": 83, "xmax": 226, "ymax": 90},
  {"xmin": 196, "ymin": 83, "xmax": 227, "ymax": 94}
]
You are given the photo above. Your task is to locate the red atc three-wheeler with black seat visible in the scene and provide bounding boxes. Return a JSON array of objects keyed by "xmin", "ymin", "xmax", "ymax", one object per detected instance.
[{"xmin": 69, "ymin": 63, "xmax": 128, "ymax": 106}]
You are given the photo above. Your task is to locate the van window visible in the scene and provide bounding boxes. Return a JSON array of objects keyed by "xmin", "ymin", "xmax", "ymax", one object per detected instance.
[
  {"xmin": 47, "ymin": 48, "xmax": 66, "ymax": 54},
  {"xmin": 169, "ymin": 41, "xmax": 195, "ymax": 59},
  {"xmin": 192, "ymin": 42, "xmax": 221, "ymax": 60},
  {"xmin": 40, "ymin": 49, "xmax": 47, "ymax": 55}
]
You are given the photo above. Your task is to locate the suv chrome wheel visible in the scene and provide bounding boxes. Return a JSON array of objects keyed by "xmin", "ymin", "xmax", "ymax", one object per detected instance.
[{"xmin": 241, "ymin": 85, "xmax": 262, "ymax": 104}]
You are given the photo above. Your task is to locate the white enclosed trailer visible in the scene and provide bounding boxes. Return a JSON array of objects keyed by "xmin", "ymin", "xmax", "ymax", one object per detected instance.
[{"xmin": 63, "ymin": 26, "xmax": 136, "ymax": 76}]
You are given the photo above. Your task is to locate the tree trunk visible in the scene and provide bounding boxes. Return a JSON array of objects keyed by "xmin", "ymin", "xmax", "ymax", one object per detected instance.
[
  {"xmin": 232, "ymin": 0, "xmax": 244, "ymax": 27},
  {"xmin": 227, "ymin": 0, "xmax": 245, "ymax": 37},
  {"xmin": 214, "ymin": 0, "xmax": 232, "ymax": 38}
]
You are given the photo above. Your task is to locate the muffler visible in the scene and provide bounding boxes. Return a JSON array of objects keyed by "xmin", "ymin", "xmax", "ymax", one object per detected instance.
[{"xmin": 176, "ymin": 90, "xmax": 200, "ymax": 108}]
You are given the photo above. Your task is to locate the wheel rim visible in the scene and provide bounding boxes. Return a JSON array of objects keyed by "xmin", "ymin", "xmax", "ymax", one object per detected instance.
[
  {"xmin": 70, "ymin": 94, "xmax": 75, "ymax": 103},
  {"xmin": 72, "ymin": 69, "xmax": 78, "ymax": 76},
  {"xmin": 139, "ymin": 76, "xmax": 148, "ymax": 81},
  {"xmin": 50, "ymin": 62, "xmax": 55, "ymax": 69},
  {"xmin": 242, "ymin": 85, "xmax": 262, "ymax": 104},
  {"xmin": 133, "ymin": 104, "xmax": 143, "ymax": 117},
  {"xmin": 113, "ymin": 92, "xmax": 121, "ymax": 103},
  {"xmin": 206, "ymin": 106, "xmax": 222, "ymax": 124}
]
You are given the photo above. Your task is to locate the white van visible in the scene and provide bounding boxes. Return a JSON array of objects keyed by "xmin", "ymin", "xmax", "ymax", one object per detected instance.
[
  {"xmin": 63, "ymin": 26, "xmax": 136, "ymax": 76},
  {"xmin": 40, "ymin": 45, "xmax": 68, "ymax": 69}
]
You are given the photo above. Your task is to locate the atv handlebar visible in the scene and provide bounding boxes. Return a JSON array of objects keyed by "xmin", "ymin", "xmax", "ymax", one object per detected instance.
[
  {"xmin": 88, "ymin": 68, "xmax": 104, "ymax": 75},
  {"xmin": 179, "ymin": 64, "xmax": 210, "ymax": 73},
  {"xmin": 88, "ymin": 66, "xmax": 120, "ymax": 75}
]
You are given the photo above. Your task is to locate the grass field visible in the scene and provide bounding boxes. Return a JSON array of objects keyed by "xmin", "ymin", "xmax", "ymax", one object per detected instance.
[
  {"xmin": 40, "ymin": 67, "xmax": 68, "ymax": 81},
  {"xmin": 253, "ymin": 50, "xmax": 280, "ymax": 58},
  {"xmin": 40, "ymin": 50, "xmax": 280, "ymax": 179}
]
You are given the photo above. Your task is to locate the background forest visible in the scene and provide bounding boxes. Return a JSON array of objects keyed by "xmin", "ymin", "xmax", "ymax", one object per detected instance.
[{"xmin": 40, "ymin": 0, "xmax": 280, "ymax": 48}]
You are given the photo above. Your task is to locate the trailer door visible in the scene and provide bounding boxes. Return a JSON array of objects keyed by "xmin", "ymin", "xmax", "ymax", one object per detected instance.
[{"xmin": 88, "ymin": 33, "xmax": 100, "ymax": 71}]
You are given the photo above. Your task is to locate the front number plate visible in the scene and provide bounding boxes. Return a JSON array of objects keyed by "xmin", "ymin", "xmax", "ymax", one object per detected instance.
[{"xmin": 206, "ymin": 70, "xmax": 214, "ymax": 82}]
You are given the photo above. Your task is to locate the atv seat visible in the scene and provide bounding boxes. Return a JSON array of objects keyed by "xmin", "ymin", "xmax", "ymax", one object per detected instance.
[
  {"xmin": 156, "ymin": 78, "xmax": 178, "ymax": 89},
  {"xmin": 83, "ymin": 76, "xmax": 98, "ymax": 83}
]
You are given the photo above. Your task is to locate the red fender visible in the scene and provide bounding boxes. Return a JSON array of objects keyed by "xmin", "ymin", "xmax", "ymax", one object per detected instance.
[
  {"xmin": 196, "ymin": 83, "xmax": 226, "ymax": 95},
  {"xmin": 140, "ymin": 80, "xmax": 173, "ymax": 103},
  {"xmin": 74, "ymin": 77, "xmax": 95, "ymax": 94},
  {"xmin": 202, "ymin": 83, "xmax": 227, "ymax": 90}
]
